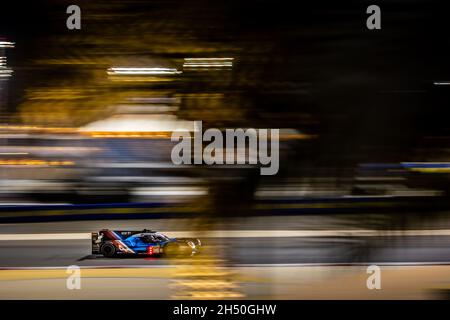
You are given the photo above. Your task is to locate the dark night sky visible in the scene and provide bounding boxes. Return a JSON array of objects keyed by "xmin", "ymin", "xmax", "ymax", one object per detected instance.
[
  {"xmin": 2, "ymin": 0, "xmax": 450, "ymax": 164},
  {"xmin": 1, "ymin": 0, "xmax": 449, "ymax": 88}
]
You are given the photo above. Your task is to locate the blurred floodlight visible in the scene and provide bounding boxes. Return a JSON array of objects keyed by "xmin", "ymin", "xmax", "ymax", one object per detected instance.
[
  {"xmin": 183, "ymin": 57, "xmax": 233, "ymax": 69},
  {"xmin": 107, "ymin": 67, "xmax": 182, "ymax": 75},
  {"xmin": 78, "ymin": 114, "xmax": 196, "ymax": 134},
  {"xmin": 0, "ymin": 41, "xmax": 14, "ymax": 48},
  {"xmin": 0, "ymin": 69, "xmax": 13, "ymax": 78}
]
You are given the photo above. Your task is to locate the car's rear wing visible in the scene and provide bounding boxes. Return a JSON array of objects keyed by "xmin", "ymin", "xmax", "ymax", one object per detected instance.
[{"xmin": 91, "ymin": 232, "xmax": 101, "ymax": 254}]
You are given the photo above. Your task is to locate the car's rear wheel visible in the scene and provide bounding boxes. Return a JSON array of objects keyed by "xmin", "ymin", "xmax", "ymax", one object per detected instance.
[{"xmin": 100, "ymin": 242, "xmax": 116, "ymax": 257}]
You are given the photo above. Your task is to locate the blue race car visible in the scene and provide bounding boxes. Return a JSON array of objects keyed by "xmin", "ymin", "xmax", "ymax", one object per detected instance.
[{"xmin": 91, "ymin": 229, "xmax": 201, "ymax": 257}]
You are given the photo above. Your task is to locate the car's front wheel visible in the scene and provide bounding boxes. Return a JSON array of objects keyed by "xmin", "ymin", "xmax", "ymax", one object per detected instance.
[
  {"xmin": 100, "ymin": 242, "xmax": 116, "ymax": 257},
  {"xmin": 163, "ymin": 243, "xmax": 180, "ymax": 258}
]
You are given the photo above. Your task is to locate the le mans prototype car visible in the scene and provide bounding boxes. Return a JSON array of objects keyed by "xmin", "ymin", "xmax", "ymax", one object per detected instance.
[{"xmin": 92, "ymin": 229, "xmax": 201, "ymax": 257}]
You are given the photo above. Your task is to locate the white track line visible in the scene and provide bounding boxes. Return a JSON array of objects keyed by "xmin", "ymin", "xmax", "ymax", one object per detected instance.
[
  {"xmin": 2, "ymin": 229, "xmax": 450, "ymax": 240},
  {"xmin": 0, "ymin": 233, "xmax": 90, "ymax": 240}
]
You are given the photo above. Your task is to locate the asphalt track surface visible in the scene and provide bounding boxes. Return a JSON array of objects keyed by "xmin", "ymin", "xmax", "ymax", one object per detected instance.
[{"xmin": 2, "ymin": 217, "xmax": 450, "ymax": 267}]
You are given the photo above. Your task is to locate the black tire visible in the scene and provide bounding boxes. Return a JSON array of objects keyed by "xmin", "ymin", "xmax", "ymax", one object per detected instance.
[{"xmin": 100, "ymin": 242, "xmax": 116, "ymax": 257}]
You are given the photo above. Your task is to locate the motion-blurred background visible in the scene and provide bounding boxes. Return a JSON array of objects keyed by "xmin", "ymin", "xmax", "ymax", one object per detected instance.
[{"xmin": 1, "ymin": 0, "xmax": 450, "ymax": 299}]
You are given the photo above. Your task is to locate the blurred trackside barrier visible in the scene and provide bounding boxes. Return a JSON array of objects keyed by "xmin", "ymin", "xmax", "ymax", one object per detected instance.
[{"xmin": 0, "ymin": 195, "xmax": 447, "ymax": 223}]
